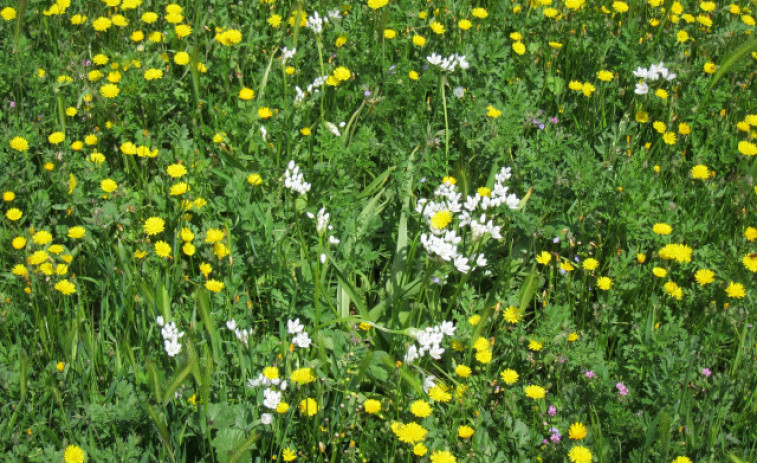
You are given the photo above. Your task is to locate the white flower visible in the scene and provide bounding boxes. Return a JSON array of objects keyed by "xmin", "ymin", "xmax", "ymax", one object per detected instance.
[
  {"xmin": 287, "ymin": 318, "xmax": 304, "ymax": 334},
  {"xmin": 423, "ymin": 375, "xmax": 436, "ymax": 393},
  {"xmin": 324, "ymin": 121, "xmax": 341, "ymax": 136},
  {"xmin": 164, "ymin": 338, "xmax": 182, "ymax": 357},
  {"xmin": 260, "ymin": 125, "xmax": 268, "ymax": 142},
  {"xmin": 292, "ymin": 331, "xmax": 312, "ymax": 348},
  {"xmin": 329, "ymin": 235, "xmax": 340, "ymax": 245},
  {"xmin": 404, "ymin": 345, "xmax": 418, "ymax": 364},
  {"xmin": 284, "ymin": 160, "xmax": 311, "ymax": 195},
  {"xmin": 454, "ymin": 255, "xmax": 470, "ymax": 273},
  {"xmin": 156, "ymin": 316, "xmax": 164, "ymax": 327},
  {"xmin": 279, "ymin": 380, "xmax": 288, "ymax": 391},
  {"xmin": 476, "ymin": 253, "xmax": 488, "ymax": 267},
  {"xmin": 306, "ymin": 11, "xmax": 323, "ymax": 34},
  {"xmin": 320, "ymin": 253, "xmax": 327, "ymax": 264},
  {"xmin": 263, "ymin": 388, "xmax": 281, "ymax": 409},
  {"xmin": 428, "ymin": 344, "xmax": 445, "ymax": 360},
  {"xmin": 260, "ymin": 413, "xmax": 273, "ymax": 425},
  {"xmin": 427, "ymin": 53, "xmax": 442, "ymax": 65},
  {"xmin": 316, "ymin": 207, "xmax": 330, "ymax": 235},
  {"xmin": 439, "ymin": 321, "xmax": 456, "ymax": 336},
  {"xmin": 281, "ymin": 47, "xmax": 296, "ymax": 62},
  {"xmin": 633, "ymin": 66, "xmax": 650, "ymax": 79},
  {"xmin": 453, "ymin": 86, "xmax": 465, "ymax": 98},
  {"xmin": 634, "ymin": 82, "xmax": 649, "ymax": 95},
  {"xmin": 226, "ymin": 319, "xmax": 237, "ymax": 331}
]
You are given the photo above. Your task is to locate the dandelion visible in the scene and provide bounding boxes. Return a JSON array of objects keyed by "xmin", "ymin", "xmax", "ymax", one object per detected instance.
[
  {"xmin": 144, "ymin": 217, "xmax": 165, "ymax": 236},
  {"xmin": 691, "ymin": 165, "xmax": 710, "ymax": 179},
  {"xmin": 528, "ymin": 339, "xmax": 543, "ymax": 351},
  {"xmin": 500, "ymin": 369, "xmax": 519, "ymax": 384},
  {"xmin": 568, "ymin": 446, "xmax": 592, "ymax": 463},
  {"xmin": 384, "ymin": 29, "xmax": 396, "ymax": 39},
  {"xmin": 154, "ymin": 241, "xmax": 171, "ymax": 258},
  {"xmin": 410, "ymin": 400, "xmax": 432, "ymax": 418},
  {"xmin": 596, "ymin": 276, "xmax": 613, "ymax": 290},
  {"xmin": 512, "ymin": 42, "xmax": 526, "ymax": 55},
  {"xmin": 671, "ymin": 457, "xmax": 693, "ymax": 463},
  {"xmin": 430, "ymin": 450, "xmax": 457, "ymax": 463},
  {"xmin": 205, "ymin": 279, "xmax": 224, "ymax": 292},
  {"xmin": 658, "ymin": 243, "xmax": 693, "ymax": 263},
  {"xmin": 524, "ymin": 384, "xmax": 546, "ymax": 399},
  {"xmin": 738, "ymin": 141, "xmax": 757, "ymax": 156},
  {"xmin": 6, "ymin": 208, "xmax": 22, "ymax": 221},
  {"xmin": 391, "ymin": 422, "xmax": 428, "ymax": 444},
  {"xmin": 503, "ymin": 305, "xmax": 521, "ymax": 324},
  {"xmin": 653, "ymin": 223, "xmax": 672, "ymax": 235},
  {"xmin": 367, "ymin": 0, "xmax": 389, "ymax": 10},
  {"xmin": 569, "ymin": 422, "xmax": 588, "ymax": 440},
  {"xmin": 536, "ymin": 251, "xmax": 552, "ymax": 265},
  {"xmin": 55, "ymin": 279, "xmax": 77, "ymax": 296},
  {"xmin": 291, "ymin": 367, "xmax": 316, "ymax": 385},
  {"xmin": 472, "ymin": 7, "xmax": 488, "ymax": 18},
  {"xmin": 363, "ymin": 399, "xmax": 381, "ymax": 414},
  {"xmin": 413, "ymin": 35, "xmax": 427, "ymax": 47},
  {"xmin": 63, "ymin": 445, "xmax": 86, "ymax": 463},
  {"xmin": 282, "ymin": 448, "xmax": 297, "ymax": 462},
  {"xmin": 10, "ymin": 136, "xmax": 29, "ymax": 152},
  {"xmin": 486, "ymin": 105, "xmax": 502, "ymax": 118},
  {"xmin": 726, "ymin": 281, "xmax": 746, "ymax": 298}
]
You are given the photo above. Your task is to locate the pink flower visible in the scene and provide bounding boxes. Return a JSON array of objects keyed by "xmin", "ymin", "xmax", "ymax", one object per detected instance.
[
  {"xmin": 701, "ymin": 368, "xmax": 711, "ymax": 377},
  {"xmin": 615, "ymin": 382, "xmax": 628, "ymax": 396},
  {"xmin": 585, "ymin": 370, "xmax": 596, "ymax": 378},
  {"xmin": 547, "ymin": 405, "xmax": 557, "ymax": 416}
]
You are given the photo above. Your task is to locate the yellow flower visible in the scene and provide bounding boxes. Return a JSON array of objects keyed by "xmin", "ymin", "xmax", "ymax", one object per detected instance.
[
  {"xmin": 658, "ymin": 243, "xmax": 693, "ymax": 263},
  {"xmin": 568, "ymin": 446, "xmax": 592, "ymax": 463},
  {"xmin": 258, "ymin": 107, "xmax": 273, "ymax": 119},
  {"xmin": 612, "ymin": 1, "xmax": 629, "ymax": 12},
  {"xmin": 12, "ymin": 236, "xmax": 26, "ymax": 249},
  {"xmin": 239, "ymin": 87, "xmax": 255, "ymax": 101},
  {"xmin": 528, "ymin": 339, "xmax": 543, "ymax": 351},
  {"xmin": 691, "ymin": 165, "xmax": 710, "ymax": 179},
  {"xmin": 205, "ymin": 279, "xmax": 225, "ymax": 292},
  {"xmin": 475, "ymin": 349, "xmax": 492, "ymax": 364},
  {"xmin": 298, "ymin": 398, "xmax": 318, "ymax": 416},
  {"xmin": 55, "ymin": 279, "xmax": 77, "ymax": 296},
  {"xmin": 569, "ymin": 81, "xmax": 584, "ymax": 91},
  {"xmin": 663, "ymin": 132, "xmax": 677, "ymax": 145},
  {"xmin": 597, "ymin": 70, "xmax": 613, "ymax": 82},
  {"xmin": 391, "ymin": 422, "xmax": 428, "ymax": 443},
  {"xmin": 174, "ymin": 52, "xmax": 190, "ymax": 65},
  {"xmin": 413, "ymin": 443, "xmax": 428, "ymax": 456},
  {"xmin": 512, "ymin": 41, "xmax": 526, "ymax": 55},
  {"xmin": 363, "ymin": 399, "xmax": 381, "ymax": 414},
  {"xmin": 536, "ymin": 251, "xmax": 552, "ymax": 265},
  {"xmin": 6, "ymin": 208, "xmax": 22, "ymax": 221},
  {"xmin": 48, "ymin": 131, "xmax": 65, "ymax": 144},
  {"xmin": 524, "ymin": 384, "xmax": 546, "ymax": 399},
  {"xmin": 413, "ymin": 35, "xmax": 426, "ymax": 47},
  {"xmin": 653, "ymin": 223, "xmax": 672, "ymax": 235},
  {"xmin": 738, "ymin": 141, "xmax": 757, "ymax": 156},
  {"xmin": 743, "ymin": 254, "xmax": 757, "ymax": 272},
  {"xmin": 500, "ymin": 369, "xmax": 519, "ymax": 384},
  {"xmin": 99, "ymin": 84, "xmax": 120, "ymax": 98},
  {"xmin": 582, "ymin": 258, "xmax": 599, "ymax": 270},
  {"xmin": 182, "ymin": 242, "xmax": 195, "ymax": 256},
  {"xmin": 458, "ymin": 19, "xmax": 472, "ymax": 30},
  {"xmin": 10, "ymin": 136, "xmax": 29, "ymax": 152},
  {"xmin": 333, "ymin": 66, "xmax": 351, "ymax": 82},
  {"xmin": 143, "ymin": 68, "xmax": 164, "ymax": 80},
  {"xmin": 100, "ymin": 179, "xmax": 118, "ymax": 193},
  {"xmin": 170, "ymin": 182, "xmax": 189, "ymax": 196},
  {"xmin": 428, "ymin": 384, "xmax": 452, "ymax": 402},
  {"xmin": 430, "ymin": 21, "xmax": 445, "ymax": 34},
  {"xmin": 652, "ymin": 267, "xmax": 668, "ymax": 278},
  {"xmin": 596, "ymin": 276, "xmax": 613, "ymax": 290},
  {"xmin": 247, "ymin": 174, "xmax": 263, "ymax": 186},
  {"xmin": 367, "ymin": 0, "xmax": 389, "ymax": 10},
  {"xmin": 384, "ymin": 29, "xmax": 396, "ymax": 39},
  {"xmin": 503, "ymin": 305, "xmax": 521, "ymax": 324},
  {"xmin": 143, "ymin": 217, "xmax": 165, "ymax": 236},
  {"xmin": 472, "ymin": 7, "xmax": 488, "ymax": 18},
  {"xmin": 291, "ymin": 367, "xmax": 316, "ymax": 385},
  {"xmin": 410, "ymin": 400, "xmax": 432, "ymax": 418},
  {"xmin": 569, "ymin": 422, "xmax": 588, "ymax": 440},
  {"xmin": 175, "ymin": 24, "xmax": 192, "ymax": 38},
  {"xmin": 656, "ymin": 88, "xmax": 669, "ymax": 99},
  {"xmin": 92, "ymin": 17, "xmax": 112, "ymax": 31},
  {"xmin": 664, "ymin": 281, "xmax": 683, "ymax": 300},
  {"xmin": 568, "ymin": 332, "xmax": 579, "ymax": 342},
  {"xmin": 267, "ymin": 14, "xmax": 282, "ymax": 28},
  {"xmin": 486, "ymin": 105, "xmax": 502, "ymax": 118},
  {"xmin": 458, "ymin": 425, "xmax": 474, "ymax": 439},
  {"xmin": 282, "ymin": 448, "xmax": 297, "ymax": 462},
  {"xmin": 154, "ymin": 241, "xmax": 172, "ymax": 258},
  {"xmin": 703, "ymin": 62, "xmax": 717, "ymax": 74},
  {"xmin": 63, "ymin": 444, "xmax": 86, "ymax": 463},
  {"xmin": 430, "ymin": 210, "xmax": 453, "ymax": 230},
  {"xmin": 1, "ymin": 7, "xmax": 17, "ymax": 20},
  {"xmin": 455, "ymin": 365, "xmax": 472, "ymax": 378},
  {"xmin": 409, "ymin": 70, "xmax": 420, "ymax": 80},
  {"xmin": 744, "ymin": 227, "xmax": 757, "ymax": 241},
  {"xmin": 582, "ymin": 83, "xmax": 596, "ymax": 97}
]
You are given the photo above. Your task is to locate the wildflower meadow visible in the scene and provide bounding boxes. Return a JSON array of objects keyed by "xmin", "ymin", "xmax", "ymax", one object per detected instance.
[{"xmin": 2, "ymin": 0, "xmax": 757, "ymax": 461}]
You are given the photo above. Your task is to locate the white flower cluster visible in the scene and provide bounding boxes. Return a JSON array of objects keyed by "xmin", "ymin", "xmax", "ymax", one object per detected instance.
[
  {"xmin": 284, "ymin": 160, "xmax": 311, "ymax": 195},
  {"xmin": 156, "ymin": 316, "xmax": 184, "ymax": 357},
  {"xmin": 633, "ymin": 61, "xmax": 676, "ymax": 95},
  {"xmin": 416, "ymin": 167, "xmax": 518, "ymax": 273},
  {"xmin": 281, "ymin": 46, "xmax": 296, "ymax": 63},
  {"xmin": 404, "ymin": 321, "xmax": 456, "ymax": 364},
  {"xmin": 294, "ymin": 75, "xmax": 329, "ymax": 105},
  {"xmin": 305, "ymin": 10, "xmax": 341, "ymax": 35},
  {"xmin": 306, "ymin": 207, "xmax": 340, "ymax": 264},
  {"xmin": 247, "ymin": 368, "xmax": 289, "ymax": 427},
  {"xmin": 426, "ymin": 53, "xmax": 470, "ymax": 72},
  {"xmin": 225, "ymin": 319, "xmax": 253, "ymax": 347},
  {"xmin": 287, "ymin": 318, "xmax": 312, "ymax": 349}
]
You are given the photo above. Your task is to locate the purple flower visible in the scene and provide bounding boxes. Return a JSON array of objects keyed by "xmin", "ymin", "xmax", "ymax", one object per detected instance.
[
  {"xmin": 547, "ymin": 405, "xmax": 557, "ymax": 416},
  {"xmin": 549, "ymin": 427, "xmax": 561, "ymax": 443},
  {"xmin": 553, "ymin": 236, "xmax": 560, "ymax": 243},
  {"xmin": 585, "ymin": 371, "xmax": 595, "ymax": 379},
  {"xmin": 559, "ymin": 356, "xmax": 566, "ymax": 364},
  {"xmin": 701, "ymin": 368, "xmax": 711, "ymax": 377},
  {"xmin": 364, "ymin": 90, "xmax": 371, "ymax": 97},
  {"xmin": 574, "ymin": 255, "xmax": 580, "ymax": 262},
  {"xmin": 83, "ymin": 59, "xmax": 91, "ymax": 67},
  {"xmin": 550, "ymin": 117, "xmax": 559, "ymax": 124},
  {"xmin": 616, "ymin": 382, "xmax": 628, "ymax": 396},
  {"xmin": 9, "ymin": 101, "xmax": 15, "ymax": 108}
]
